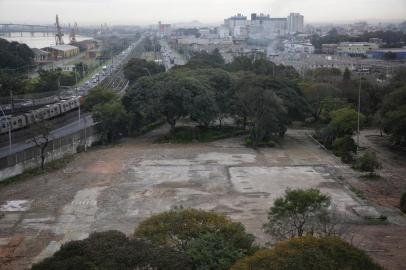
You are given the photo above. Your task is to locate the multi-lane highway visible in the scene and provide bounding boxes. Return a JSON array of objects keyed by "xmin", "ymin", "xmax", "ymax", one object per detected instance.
[{"xmin": 159, "ymin": 39, "xmax": 186, "ymax": 70}]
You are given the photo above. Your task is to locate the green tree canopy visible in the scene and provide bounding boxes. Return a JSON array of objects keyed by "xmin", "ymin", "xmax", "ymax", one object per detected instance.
[
  {"xmin": 234, "ymin": 74, "xmax": 287, "ymax": 145},
  {"xmin": 264, "ymin": 188, "xmax": 332, "ymax": 241},
  {"xmin": 381, "ymin": 86, "xmax": 406, "ymax": 145},
  {"xmin": 354, "ymin": 151, "xmax": 382, "ymax": 175},
  {"xmin": 84, "ymin": 86, "xmax": 119, "ymax": 111},
  {"xmin": 0, "ymin": 38, "xmax": 33, "ymax": 70},
  {"xmin": 183, "ymin": 48, "xmax": 225, "ymax": 69},
  {"xmin": 123, "ymin": 58, "xmax": 165, "ymax": 83},
  {"xmin": 31, "ymin": 230, "xmax": 192, "ymax": 270},
  {"xmin": 329, "ymin": 107, "xmax": 365, "ymax": 138},
  {"xmin": 92, "ymin": 101, "xmax": 128, "ymax": 143},
  {"xmin": 230, "ymin": 236, "xmax": 383, "ymax": 270},
  {"xmin": 134, "ymin": 208, "xmax": 256, "ymax": 270}
]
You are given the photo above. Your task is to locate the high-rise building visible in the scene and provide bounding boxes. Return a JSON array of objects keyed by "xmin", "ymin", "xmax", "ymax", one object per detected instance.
[
  {"xmin": 287, "ymin": 13, "xmax": 304, "ymax": 33},
  {"xmin": 224, "ymin": 14, "xmax": 249, "ymax": 40}
]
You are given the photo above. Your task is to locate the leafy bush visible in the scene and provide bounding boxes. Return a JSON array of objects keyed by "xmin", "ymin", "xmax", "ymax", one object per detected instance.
[
  {"xmin": 263, "ymin": 188, "xmax": 333, "ymax": 241},
  {"xmin": 245, "ymin": 136, "xmax": 276, "ymax": 148},
  {"xmin": 400, "ymin": 192, "xmax": 406, "ymax": 213},
  {"xmin": 332, "ymin": 136, "xmax": 356, "ymax": 163},
  {"xmin": 354, "ymin": 151, "xmax": 382, "ymax": 175},
  {"xmin": 31, "ymin": 231, "xmax": 192, "ymax": 270},
  {"xmin": 230, "ymin": 236, "xmax": 383, "ymax": 270},
  {"xmin": 134, "ymin": 208, "xmax": 256, "ymax": 270},
  {"xmin": 332, "ymin": 136, "xmax": 356, "ymax": 154}
]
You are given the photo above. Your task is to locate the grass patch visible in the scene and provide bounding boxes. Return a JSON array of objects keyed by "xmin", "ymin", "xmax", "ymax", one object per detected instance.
[
  {"xmin": 158, "ymin": 126, "xmax": 247, "ymax": 143},
  {"xmin": 359, "ymin": 174, "xmax": 382, "ymax": 180},
  {"xmin": 0, "ymin": 156, "xmax": 73, "ymax": 187},
  {"xmin": 349, "ymin": 186, "xmax": 365, "ymax": 200},
  {"xmin": 244, "ymin": 137, "xmax": 277, "ymax": 148}
]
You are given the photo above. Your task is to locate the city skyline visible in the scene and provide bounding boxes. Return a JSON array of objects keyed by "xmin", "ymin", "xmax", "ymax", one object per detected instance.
[{"xmin": 0, "ymin": 0, "xmax": 405, "ymax": 25}]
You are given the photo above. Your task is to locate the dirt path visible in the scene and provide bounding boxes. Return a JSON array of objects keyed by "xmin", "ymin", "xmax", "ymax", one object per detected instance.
[{"xmin": 355, "ymin": 129, "xmax": 406, "ymax": 208}]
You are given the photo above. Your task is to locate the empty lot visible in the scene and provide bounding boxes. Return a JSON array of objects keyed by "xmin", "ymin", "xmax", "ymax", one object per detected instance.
[{"xmin": 0, "ymin": 127, "xmax": 405, "ymax": 270}]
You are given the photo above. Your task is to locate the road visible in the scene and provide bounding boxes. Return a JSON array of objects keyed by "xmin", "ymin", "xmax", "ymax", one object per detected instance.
[{"xmin": 159, "ymin": 39, "xmax": 186, "ymax": 70}]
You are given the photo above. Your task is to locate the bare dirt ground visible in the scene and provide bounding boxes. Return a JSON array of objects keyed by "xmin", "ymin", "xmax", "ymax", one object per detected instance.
[
  {"xmin": 352, "ymin": 129, "xmax": 406, "ymax": 208},
  {"xmin": 0, "ymin": 125, "xmax": 405, "ymax": 270}
]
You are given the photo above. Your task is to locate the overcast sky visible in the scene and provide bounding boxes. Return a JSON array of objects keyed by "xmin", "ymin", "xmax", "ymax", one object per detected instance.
[{"xmin": 0, "ymin": 0, "xmax": 405, "ymax": 25}]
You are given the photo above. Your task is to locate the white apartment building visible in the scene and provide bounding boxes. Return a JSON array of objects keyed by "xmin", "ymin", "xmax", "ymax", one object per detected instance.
[{"xmin": 288, "ymin": 13, "xmax": 304, "ymax": 33}]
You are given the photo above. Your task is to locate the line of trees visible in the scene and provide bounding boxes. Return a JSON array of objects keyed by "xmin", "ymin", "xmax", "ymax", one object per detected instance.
[
  {"xmin": 311, "ymin": 29, "xmax": 406, "ymax": 51},
  {"xmin": 89, "ymin": 50, "xmax": 406, "ymax": 150},
  {"xmin": 119, "ymin": 54, "xmax": 309, "ymax": 146}
]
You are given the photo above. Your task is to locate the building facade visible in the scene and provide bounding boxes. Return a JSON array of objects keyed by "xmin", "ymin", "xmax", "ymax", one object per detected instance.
[
  {"xmin": 288, "ymin": 13, "xmax": 304, "ymax": 33},
  {"xmin": 42, "ymin": 44, "xmax": 80, "ymax": 60},
  {"xmin": 337, "ymin": 42, "xmax": 379, "ymax": 57}
]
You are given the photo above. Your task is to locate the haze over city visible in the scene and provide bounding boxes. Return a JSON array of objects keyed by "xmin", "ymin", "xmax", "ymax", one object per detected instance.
[
  {"xmin": 0, "ymin": 0, "xmax": 405, "ymax": 25},
  {"xmin": 1, "ymin": 0, "xmax": 406, "ymax": 269}
]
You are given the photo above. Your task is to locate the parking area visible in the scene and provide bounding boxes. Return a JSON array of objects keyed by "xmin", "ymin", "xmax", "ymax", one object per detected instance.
[{"xmin": 0, "ymin": 127, "xmax": 405, "ymax": 270}]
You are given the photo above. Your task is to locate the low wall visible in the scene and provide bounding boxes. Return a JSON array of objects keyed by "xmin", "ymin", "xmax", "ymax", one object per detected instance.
[{"xmin": 0, "ymin": 127, "xmax": 99, "ymax": 182}]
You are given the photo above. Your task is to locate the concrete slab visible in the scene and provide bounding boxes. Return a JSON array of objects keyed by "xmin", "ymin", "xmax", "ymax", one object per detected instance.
[
  {"xmin": 352, "ymin": 206, "xmax": 381, "ymax": 219},
  {"xmin": 0, "ymin": 200, "xmax": 32, "ymax": 212}
]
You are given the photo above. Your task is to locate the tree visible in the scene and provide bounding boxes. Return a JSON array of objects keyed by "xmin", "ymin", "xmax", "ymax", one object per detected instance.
[
  {"xmin": 225, "ymin": 56, "xmax": 299, "ymax": 80},
  {"xmin": 74, "ymin": 62, "xmax": 88, "ymax": 78},
  {"xmin": 0, "ymin": 38, "xmax": 33, "ymax": 70},
  {"xmin": 59, "ymin": 72, "xmax": 78, "ymax": 86},
  {"xmin": 157, "ymin": 74, "xmax": 194, "ymax": 135},
  {"xmin": 84, "ymin": 86, "xmax": 119, "ymax": 111},
  {"xmin": 0, "ymin": 72, "xmax": 27, "ymax": 97},
  {"xmin": 134, "ymin": 208, "xmax": 256, "ymax": 270},
  {"xmin": 183, "ymin": 49, "xmax": 225, "ymax": 69},
  {"xmin": 400, "ymin": 192, "xmax": 406, "ymax": 213},
  {"xmin": 122, "ymin": 76, "xmax": 161, "ymax": 134},
  {"xmin": 381, "ymin": 86, "xmax": 406, "ymax": 145},
  {"xmin": 234, "ymin": 74, "xmax": 287, "ymax": 146},
  {"xmin": 354, "ymin": 151, "xmax": 382, "ymax": 176},
  {"xmin": 329, "ymin": 107, "xmax": 365, "ymax": 138},
  {"xmin": 178, "ymin": 68, "xmax": 234, "ymax": 127},
  {"xmin": 29, "ymin": 120, "xmax": 53, "ymax": 171},
  {"xmin": 186, "ymin": 232, "xmax": 253, "ymax": 270},
  {"xmin": 230, "ymin": 236, "xmax": 383, "ymax": 270},
  {"xmin": 300, "ymin": 82, "xmax": 338, "ymax": 120},
  {"xmin": 92, "ymin": 101, "xmax": 128, "ymax": 143},
  {"xmin": 343, "ymin": 67, "xmax": 352, "ymax": 81},
  {"xmin": 332, "ymin": 136, "xmax": 357, "ymax": 163},
  {"xmin": 123, "ymin": 58, "xmax": 165, "ymax": 83},
  {"xmin": 32, "ymin": 69, "xmax": 62, "ymax": 93},
  {"xmin": 263, "ymin": 188, "xmax": 333, "ymax": 241},
  {"xmin": 189, "ymin": 87, "xmax": 218, "ymax": 128},
  {"xmin": 31, "ymin": 230, "xmax": 192, "ymax": 270}
]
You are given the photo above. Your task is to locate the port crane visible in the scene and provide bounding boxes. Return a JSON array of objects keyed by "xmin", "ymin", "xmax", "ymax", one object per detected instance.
[{"xmin": 55, "ymin": 14, "xmax": 64, "ymax": 45}]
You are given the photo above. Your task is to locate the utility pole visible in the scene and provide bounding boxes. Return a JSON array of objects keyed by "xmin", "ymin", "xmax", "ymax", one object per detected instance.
[{"xmin": 74, "ymin": 66, "xmax": 78, "ymax": 96}]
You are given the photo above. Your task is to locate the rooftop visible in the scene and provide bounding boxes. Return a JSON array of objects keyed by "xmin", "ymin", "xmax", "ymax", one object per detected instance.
[
  {"xmin": 43, "ymin": 44, "xmax": 79, "ymax": 52},
  {"xmin": 31, "ymin": 48, "xmax": 49, "ymax": 56}
]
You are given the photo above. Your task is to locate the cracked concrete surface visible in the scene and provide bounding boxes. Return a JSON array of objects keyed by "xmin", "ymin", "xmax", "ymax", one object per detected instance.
[{"xmin": 0, "ymin": 128, "xmax": 404, "ymax": 270}]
